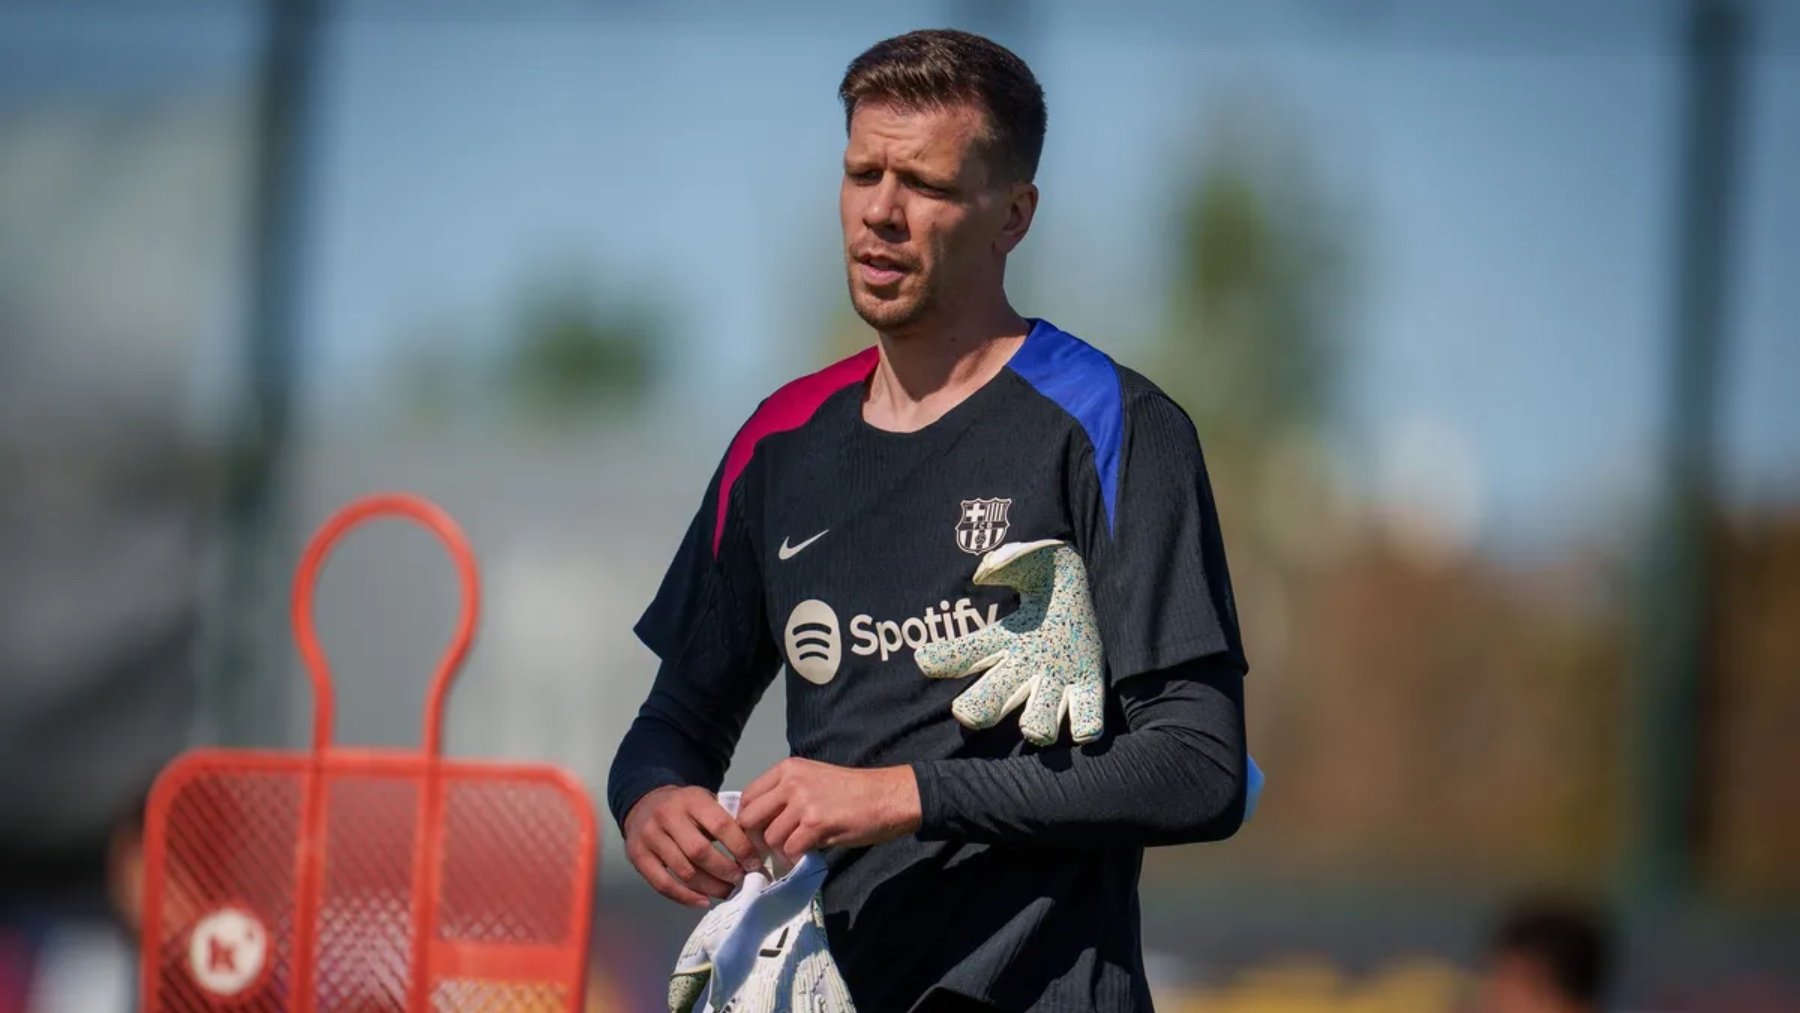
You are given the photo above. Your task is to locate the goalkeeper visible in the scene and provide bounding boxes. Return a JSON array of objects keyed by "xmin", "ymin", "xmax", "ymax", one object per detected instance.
[{"xmin": 609, "ymin": 28, "xmax": 1250, "ymax": 1013}]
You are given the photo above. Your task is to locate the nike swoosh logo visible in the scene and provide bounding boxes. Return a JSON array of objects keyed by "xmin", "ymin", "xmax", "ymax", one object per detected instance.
[{"xmin": 778, "ymin": 530, "xmax": 828, "ymax": 561}]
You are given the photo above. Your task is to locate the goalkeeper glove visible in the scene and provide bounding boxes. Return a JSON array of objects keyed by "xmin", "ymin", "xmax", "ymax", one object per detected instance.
[
  {"xmin": 668, "ymin": 793, "xmax": 856, "ymax": 1013},
  {"xmin": 917, "ymin": 538, "xmax": 1272, "ymax": 819},
  {"xmin": 915, "ymin": 538, "xmax": 1106, "ymax": 746}
]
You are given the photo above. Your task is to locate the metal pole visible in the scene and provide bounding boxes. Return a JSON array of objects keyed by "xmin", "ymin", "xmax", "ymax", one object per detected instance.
[
  {"xmin": 207, "ymin": 0, "xmax": 322, "ymax": 747},
  {"xmin": 1633, "ymin": 0, "xmax": 1745, "ymax": 908}
]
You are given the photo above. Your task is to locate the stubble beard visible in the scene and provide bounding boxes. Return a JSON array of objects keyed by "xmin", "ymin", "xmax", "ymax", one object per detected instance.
[{"xmin": 848, "ymin": 271, "xmax": 933, "ymax": 335}]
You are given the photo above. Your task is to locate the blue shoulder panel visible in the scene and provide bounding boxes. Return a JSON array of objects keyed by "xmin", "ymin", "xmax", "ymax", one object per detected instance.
[{"xmin": 1007, "ymin": 319, "xmax": 1124, "ymax": 532}]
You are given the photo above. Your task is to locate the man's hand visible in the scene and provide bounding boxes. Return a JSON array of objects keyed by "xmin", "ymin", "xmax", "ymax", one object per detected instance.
[
  {"xmin": 737, "ymin": 759, "xmax": 922, "ymax": 868},
  {"xmin": 623, "ymin": 785, "xmax": 763, "ymax": 909}
]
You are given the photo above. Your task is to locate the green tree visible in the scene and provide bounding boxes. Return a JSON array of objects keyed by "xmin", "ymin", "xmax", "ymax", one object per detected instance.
[
  {"xmin": 1156, "ymin": 104, "xmax": 1345, "ymax": 494},
  {"xmin": 1146, "ymin": 100, "xmax": 1353, "ymax": 581},
  {"xmin": 505, "ymin": 273, "xmax": 659, "ymax": 423}
]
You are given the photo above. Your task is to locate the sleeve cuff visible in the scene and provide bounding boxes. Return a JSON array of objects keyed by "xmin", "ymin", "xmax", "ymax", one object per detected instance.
[
  {"xmin": 606, "ymin": 768, "xmax": 695, "ymax": 834},
  {"xmin": 909, "ymin": 759, "xmax": 953, "ymax": 841}
]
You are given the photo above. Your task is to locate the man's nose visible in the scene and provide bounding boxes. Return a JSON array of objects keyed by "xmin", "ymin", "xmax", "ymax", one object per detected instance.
[{"xmin": 861, "ymin": 176, "xmax": 904, "ymax": 232}]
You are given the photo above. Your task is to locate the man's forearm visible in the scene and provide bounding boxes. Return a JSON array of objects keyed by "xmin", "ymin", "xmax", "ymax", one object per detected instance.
[
  {"xmin": 910, "ymin": 655, "xmax": 1246, "ymax": 849},
  {"xmin": 606, "ymin": 670, "xmax": 751, "ymax": 830},
  {"xmin": 606, "ymin": 713, "xmax": 722, "ymax": 831}
]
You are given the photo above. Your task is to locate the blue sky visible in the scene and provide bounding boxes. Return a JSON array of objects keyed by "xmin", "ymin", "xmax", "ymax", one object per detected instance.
[
  {"xmin": 307, "ymin": 0, "xmax": 1800, "ymax": 546},
  {"xmin": 4, "ymin": 0, "xmax": 1796, "ymax": 553}
]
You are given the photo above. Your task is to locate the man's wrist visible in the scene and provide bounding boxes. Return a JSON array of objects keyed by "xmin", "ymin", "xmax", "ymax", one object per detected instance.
[
  {"xmin": 612, "ymin": 775, "xmax": 690, "ymax": 836},
  {"xmin": 877, "ymin": 764, "xmax": 924, "ymax": 838}
]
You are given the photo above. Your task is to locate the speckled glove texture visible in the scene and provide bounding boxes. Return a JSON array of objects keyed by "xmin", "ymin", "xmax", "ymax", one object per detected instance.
[{"xmin": 915, "ymin": 539, "xmax": 1107, "ymax": 747}]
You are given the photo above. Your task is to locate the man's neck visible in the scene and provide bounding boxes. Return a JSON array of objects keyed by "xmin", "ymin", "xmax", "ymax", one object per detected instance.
[{"xmin": 864, "ymin": 308, "xmax": 1030, "ymax": 434}]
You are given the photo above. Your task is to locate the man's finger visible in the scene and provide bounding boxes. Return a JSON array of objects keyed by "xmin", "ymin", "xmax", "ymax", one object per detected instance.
[
  {"xmin": 669, "ymin": 813, "xmax": 748, "ymax": 888},
  {"xmin": 695, "ymin": 802, "xmax": 762, "ymax": 873},
  {"xmin": 741, "ymin": 761, "xmax": 786, "ymax": 808},
  {"xmin": 737, "ymin": 785, "xmax": 784, "ymax": 835},
  {"xmin": 631, "ymin": 847, "xmax": 710, "ymax": 909},
  {"xmin": 648, "ymin": 830, "xmax": 738, "ymax": 901},
  {"xmin": 746, "ymin": 825, "xmax": 772, "ymax": 865},
  {"xmin": 784, "ymin": 823, "xmax": 826, "ymax": 866},
  {"xmin": 628, "ymin": 828, "xmax": 709, "ymax": 907},
  {"xmin": 761, "ymin": 804, "xmax": 802, "ymax": 863}
]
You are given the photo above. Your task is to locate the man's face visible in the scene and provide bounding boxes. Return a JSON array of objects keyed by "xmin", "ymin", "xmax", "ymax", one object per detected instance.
[
  {"xmin": 839, "ymin": 100, "xmax": 1032, "ymax": 333},
  {"xmin": 1474, "ymin": 952, "xmax": 1584, "ymax": 1013}
]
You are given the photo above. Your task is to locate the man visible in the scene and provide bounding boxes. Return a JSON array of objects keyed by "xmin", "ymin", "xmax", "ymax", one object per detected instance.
[
  {"xmin": 608, "ymin": 29, "xmax": 1249, "ymax": 1012},
  {"xmin": 1474, "ymin": 899, "xmax": 1614, "ymax": 1013}
]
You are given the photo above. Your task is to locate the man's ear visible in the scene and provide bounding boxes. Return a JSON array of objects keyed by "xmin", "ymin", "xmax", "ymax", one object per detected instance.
[{"xmin": 995, "ymin": 181, "xmax": 1039, "ymax": 256}]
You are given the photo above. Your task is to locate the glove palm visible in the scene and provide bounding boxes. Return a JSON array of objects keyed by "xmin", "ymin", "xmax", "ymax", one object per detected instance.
[{"xmin": 915, "ymin": 539, "xmax": 1106, "ymax": 746}]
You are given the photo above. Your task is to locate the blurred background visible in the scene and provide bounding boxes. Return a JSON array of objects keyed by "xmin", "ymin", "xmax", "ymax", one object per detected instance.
[{"xmin": 1, "ymin": 0, "xmax": 1796, "ymax": 1010}]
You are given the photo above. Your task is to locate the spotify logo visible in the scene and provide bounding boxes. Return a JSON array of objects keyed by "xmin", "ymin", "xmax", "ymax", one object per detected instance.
[{"xmin": 784, "ymin": 600, "xmax": 842, "ymax": 685}]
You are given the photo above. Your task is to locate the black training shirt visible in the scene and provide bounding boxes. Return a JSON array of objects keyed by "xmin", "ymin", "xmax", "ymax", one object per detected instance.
[{"xmin": 609, "ymin": 319, "xmax": 1248, "ymax": 1011}]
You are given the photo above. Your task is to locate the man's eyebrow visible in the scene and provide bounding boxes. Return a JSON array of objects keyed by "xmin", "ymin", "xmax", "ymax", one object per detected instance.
[{"xmin": 898, "ymin": 166, "xmax": 956, "ymax": 189}]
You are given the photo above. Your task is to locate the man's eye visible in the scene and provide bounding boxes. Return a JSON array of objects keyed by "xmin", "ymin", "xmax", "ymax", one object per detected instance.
[
  {"xmin": 847, "ymin": 169, "xmax": 881, "ymax": 184},
  {"xmin": 910, "ymin": 180, "xmax": 949, "ymax": 197}
]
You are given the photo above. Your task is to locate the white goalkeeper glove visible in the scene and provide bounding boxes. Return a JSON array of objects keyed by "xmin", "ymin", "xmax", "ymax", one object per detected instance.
[
  {"xmin": 668, "ymin": 793, "xmax": 856, "ymax": 1013},
  {"xmin": 915, "ymin": 538, "xmax": 1106, "ymax": 746},
  {"xmin": 915, "ymin": 539, "xmax": 1271, "ymax": 821}
]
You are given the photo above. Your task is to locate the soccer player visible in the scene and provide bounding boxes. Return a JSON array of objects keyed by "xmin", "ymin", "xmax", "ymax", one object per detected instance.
[
  {"xmin": 1476, "ymin": 899, "xmax": 1614, "ymax": 1013},
  {"xmin": 608, "ymin": 29, "xmax": 1250, "ymax": 1012}
]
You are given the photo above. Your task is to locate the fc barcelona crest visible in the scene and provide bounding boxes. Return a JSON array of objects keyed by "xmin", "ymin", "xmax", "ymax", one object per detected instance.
[{"xmin": 956, "ymin": 498, "xmax": 1013, "ymax": 555}]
